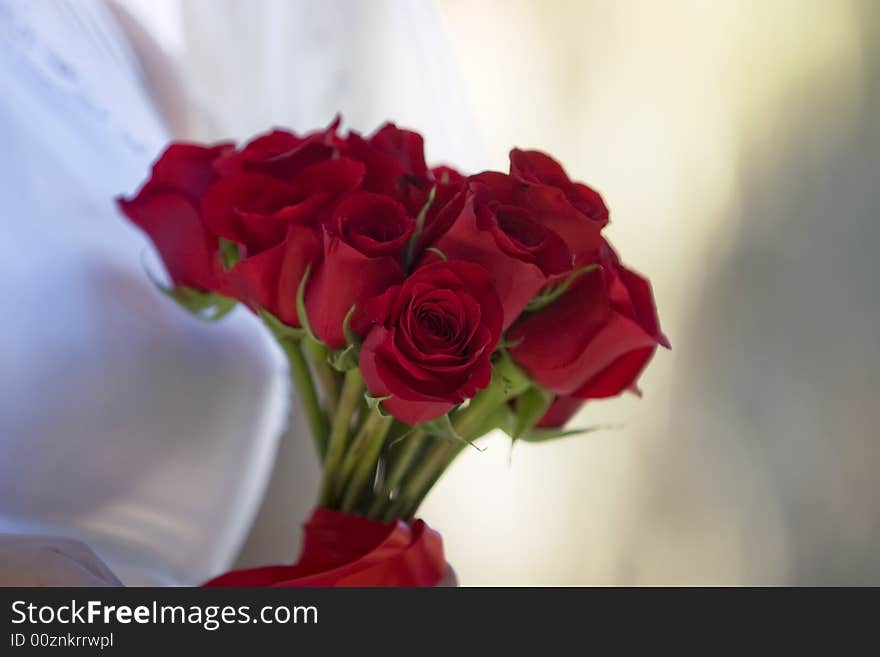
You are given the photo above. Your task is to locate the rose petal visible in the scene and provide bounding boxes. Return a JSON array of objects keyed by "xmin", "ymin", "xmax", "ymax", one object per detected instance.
[
  {"xmin": 535, "ymin": 396, "xmax": 585, "ymax": 428},
  {"xmin": 117, "ymin": 192, "xmax": 219, "ymax": 290},
  {"xmin": 201, "ymin": 172, "xmax": 302, "ymax": 248},
  {"xmin": 146, "ymin": 142, "xmax": 233, "ymax": 204},
  {"xmin": 306, "ymin": 233, "xmax": 405, "ymax": 348},
  {"xmin": 230, "ymin": 223, "xmax": 322, "ymax": 326}
]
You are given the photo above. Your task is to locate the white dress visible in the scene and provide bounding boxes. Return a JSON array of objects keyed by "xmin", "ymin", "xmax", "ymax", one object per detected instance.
[{"xmin": 0, "ymin": 0, "xmax": 288, "ymax": 585}]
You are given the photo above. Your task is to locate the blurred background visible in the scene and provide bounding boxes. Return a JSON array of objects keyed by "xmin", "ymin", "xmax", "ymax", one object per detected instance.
[{"xmin": 3, "ymin": 0, "xmax": 878, "ymax": 584}]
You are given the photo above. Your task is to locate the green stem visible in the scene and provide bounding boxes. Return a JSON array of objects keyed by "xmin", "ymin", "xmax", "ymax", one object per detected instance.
[
  {"xmin": 279, "ymin": 338, "xmax": 328, "ymax": 461},
  {"xmin": 304, "ymin": 339, "xmax": 341, "ymax": 411},
  {"xmin": 452, "ymin": 381, "xmax": 507, "ymax": 439},
  {"xmin": 395, "ymin": 438, "xmax": 459, "ymax": 520},
  {"xmin": 399, "ymin": 443, "xmax": 465, "ymax": 520},
  {"xmin": 393, "ymin": 361, "xmax": 528, "ymax": 518},
  {"xmin": 334, "ymin": 411, "xmax": 387, "ymax": 500},
  {"xmin": 318, "ymin": 368, "xmax": 364, "ymax": 507},
  {"xmin": 367, "ymin": 428, "xmax": 425, "ymax": 518},
  {"xmin": 340, "ymin": 414, "xmax": 394, "ymax": 512}
]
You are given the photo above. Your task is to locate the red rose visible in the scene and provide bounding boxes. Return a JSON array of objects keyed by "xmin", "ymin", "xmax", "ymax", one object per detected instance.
[
  {"xmin": 428, "ymin": 174, "xmax": 573, "ymax": 328},
  {"xmin": 203, "ymin": 120, "xmax": 365, "ymax": 254},
  {"xmin": 342, "ymin": 124, "xmax": 469, "ymax": 244},
  {"xmin": 231, "ymin": 223, "xmax": 322, "ymax": 327},
  {"xmin": 395, "ymin": 165, "xmax": 468, "ymax": 266},
  {"xmin": 355, "ymin": 261, "xmax": 503, "ymax": 424},
  {"xmin": 212, "ymin": 129, "xmax": 305, "ymax": 176},
  {"xmin": 500, "ymin": 150, "xmax": 608, "ymax": 266},
  {"xmin": 345, "ymin": 123, "xmax": 428, "ymax": 203},
  {"xmin": 305, "ymin": 193, "xmax": 411, "ymax": 348},
  {"xmin": 509, "ymin": 243, "xmax": 669, "ymax": 399},
  {"xmin": 328, "ymin": 192, "xmax": 414, "ymax": 257},
  {"xmin": 201, "ymin": 172, "xmax": 330, "ymax": 253},
  {"xmin": 509, "ymin": 148, "xmax": 609, "ymax": 228},
  {"xmin": 198, "ymin": 171, "xmax": 331, "ymax": 325},
  {"xmin": 203, "ymin": 508, "xmax": 447, "ymax": 587},
  {"xmin": 366, "ymin": 123, "xmax": 429, "ymax": 180},
  {"xmin": 197, "ymin": 124, "xmax": 368, "ymax": 328},
  {"xmin": 116, "ymin": 142, "xmax": 232, "ymax": 290},
  {"xmin": 415, "ymin": 180, "xmax": 468, "ymax": 253},
  {"xmin": 212, "ymin": 117, "xmax": 352, "ymax": 183}
]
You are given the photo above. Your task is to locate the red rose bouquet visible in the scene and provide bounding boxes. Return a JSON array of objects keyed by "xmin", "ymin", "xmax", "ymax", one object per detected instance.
[{"xmin": 118, "ymin": 117, "xmax": 668, "ymax": 586}]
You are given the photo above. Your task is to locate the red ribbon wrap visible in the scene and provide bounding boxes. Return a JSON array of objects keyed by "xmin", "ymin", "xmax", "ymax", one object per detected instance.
[{"xmin": 203, "ymin": 508, "xmax": 447, "ymax": 587}]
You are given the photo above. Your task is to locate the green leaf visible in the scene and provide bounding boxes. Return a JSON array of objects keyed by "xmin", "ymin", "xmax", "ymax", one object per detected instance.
[
  {"xmin": 524, "ymin": 263, "xmax": 601, "ymax": 313},
  {"xmin": 146, "ymin": 267, "xmax": 237, "ymax": 321},
  {"xmin": 295, "ymin": 263, "xmax": 320, "ymax": 343},
  {"xmin": 419, "ymin": 414, "xmax": 485, "ymax": 451},
  {"xmin": 258, "ymin": 307, "xmax": 306, "ymax": 342},
  {"xmin": 517, "ymin": 424, "xmax": 616, "ymax": 443},
  {"xmin": 509, "ymin": 385, "xmax": 554, "ymax": 440},
  {"xmin": 365, "ymin": 393, "xmax": 392, "ymax": 417},
  {"xmin": 219, "ymin": 238, "xmax": 241, "ymax": 271},
  {"xmin": 403, "ymin": 185, "xmax": 437, "ymax": 271}
]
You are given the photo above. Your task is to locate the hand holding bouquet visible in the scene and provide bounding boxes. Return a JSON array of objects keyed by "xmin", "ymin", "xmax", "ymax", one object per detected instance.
[{"xmin": 118, "ymin": 118, "xmax": 667, "ymax": 585}]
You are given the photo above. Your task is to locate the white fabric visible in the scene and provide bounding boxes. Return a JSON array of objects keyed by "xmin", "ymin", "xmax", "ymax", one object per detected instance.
[
  {"xmin": 173, "ymin": 0, "xmax": 484, "ymax": 167},
  {"xmin": 0, "ymin": 0, "xmax": 288, "ymax": 585}
]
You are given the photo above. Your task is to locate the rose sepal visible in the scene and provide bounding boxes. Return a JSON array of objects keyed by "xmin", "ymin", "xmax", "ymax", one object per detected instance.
[
  {"xmin": 144, "ymin": 263, "xmax": 237, "ymax": 321},
  {"xmin": 364, "ymin": 393, "xmax": 392, "ymax": 417},
  {"xmin": 449, "ymin": 350, "xmax": 531, "ymax": 439},
  {"xmin": 327, "ymin": 305, "xmax": 361, "ymax": 372},
  {"xmin": 418, "ymin": 413, "xmax": 484, "ymax": 452},
  {"xmin": 511, "ymin": 424, "xmax": 610, "ymax": 444},
  {"xmin": 508, "ymin": 385, "xmax": 554, "ymax": 441},
  {"xmin": 402, "ymin": 184, "xmax": 437, "ymax": 271},
  {"xmin": 257, "ymin": 307, "xmax": 307, "ymax": 342},
  {"xmin": 524, "ymin": 263, "xmax": 600, "ymax": 313}
]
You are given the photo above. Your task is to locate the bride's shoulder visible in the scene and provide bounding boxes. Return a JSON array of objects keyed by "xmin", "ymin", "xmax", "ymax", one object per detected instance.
[{"xmin": 0, "ymin": 0, "xmax": 170, "ymax": 159}]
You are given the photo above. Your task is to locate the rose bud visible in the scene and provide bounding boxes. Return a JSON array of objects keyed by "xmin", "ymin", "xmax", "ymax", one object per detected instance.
[
  {"xmin": 213, "ymin": 117, "xmax": 348, "ymax": 180},
  {"xmin": 201, "ymin": 154, "xmax": 370, "ymax": 328},
  {"xmin": 197, "ymin": 171, "xmax": 331, "ymax": 326},
  {"xmin": 401, "ymin": 164, "xmax": 469, "ymax": 253},
  {"xmin": 508, "ymin": 244, "xmax": 669, "ymax": 400},
  {"xmin": 256, "ymin": 121, "xmax": 465, "ymax": 251},
  {"xmin": 305, "ymin": 193, "xmax": 412, "ymax": 348},
  {"xmin": 367, "ymin": 123, "xmax": 430, "ymax": 180},
  {"xmin": 201, "ymin": 172, "xmax": 331, "ymax": 254},
  {"xmin": 212, "ymin": 128, "xmax": 314, "ymax": 176},
  {"xmin": 345, "ymin": 123, "xmax": 429, "ymax": 202},
  {"xmin": 211, "ymin": 119, "xmax": 364, "ymax": 209},
  {"xmin": 413, "ymin": 181, "xmax": 468, "ymax": 254},
  {"xmin": 355, "ymin": 261, "xmax": 504, "ymax": 424},
  {"xmin": 344, "ymin": 122, "xmax": 470, "ymax": 243},
  {"xmin": 428, "ymin": 174, "xmax": 573, "ymax": 329},
  {"xmin": 117, "ymin": 142, "xmax": 233, "ymax": 291},
  {"xmin": 509, "ymin": 148, "xmax": 609, "ymax": 228},
  {"xmin": 500, "ymin": 151, "xmax": 606, "ymax": 265}
]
